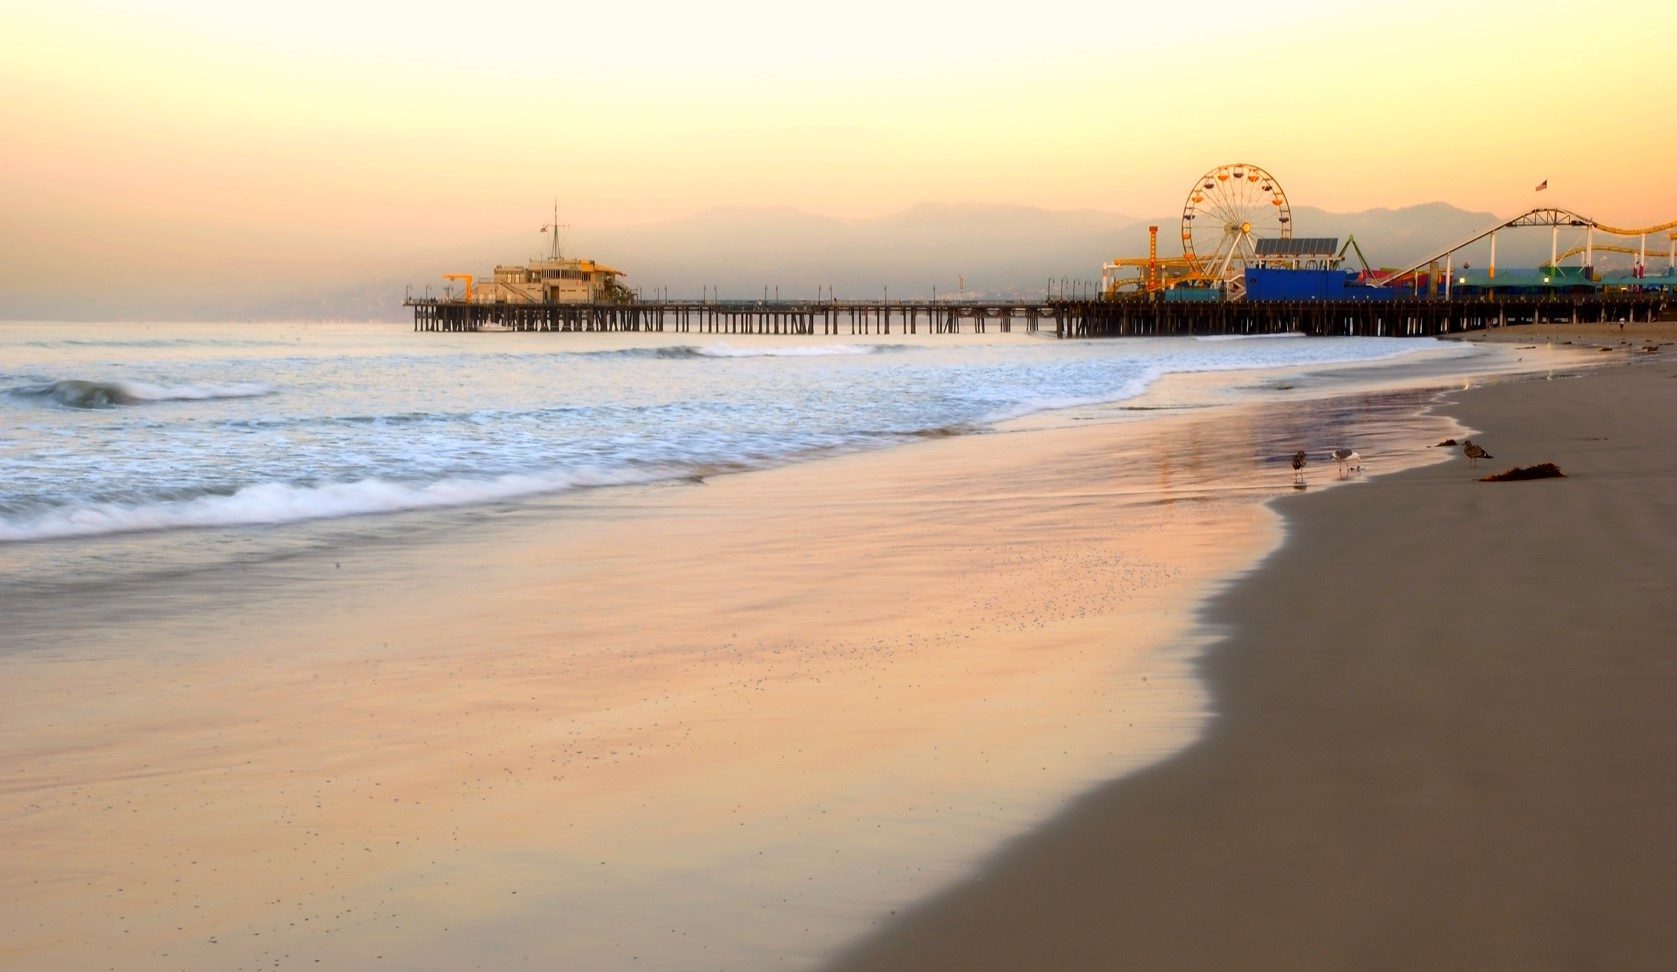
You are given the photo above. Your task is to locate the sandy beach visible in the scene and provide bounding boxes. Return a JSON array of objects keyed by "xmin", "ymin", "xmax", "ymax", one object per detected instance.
[
  {"xmin": 828, "ymin": 333, "xmax": 1677, "ymax": 970},
  {"xmin": 8, "ymin": 1, "xmax": 1673, "ymax": 966},
  {"xmin": 1, "ymin": 333, "xmax": 1521, "ymax": 972},
  {"xmin": 3, "ymin": 328, "xmax": 1664, "ymax": 970}
]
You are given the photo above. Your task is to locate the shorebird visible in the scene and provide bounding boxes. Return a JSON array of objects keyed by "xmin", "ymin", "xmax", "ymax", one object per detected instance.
[
  {"xmin": 1291, "ymin": 449, "xmax": 1308, "ymax": 481},
  {"xmin": 1331, "ymin": 448, "xmax": 1362, "ymax": 473},
  {"xmin": 1463, "ymin": 439, "xmax": 1492, "ymax": 467}
]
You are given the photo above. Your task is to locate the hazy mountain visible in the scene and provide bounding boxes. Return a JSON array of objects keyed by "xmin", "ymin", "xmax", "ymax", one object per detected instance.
[
  {"xmin": 586, "ymin": 203, "xmax": 1145, "ymax": 302},
  {"xmin": 8, "ymin": 201, "xmax": 1580, "ymax": 321}
]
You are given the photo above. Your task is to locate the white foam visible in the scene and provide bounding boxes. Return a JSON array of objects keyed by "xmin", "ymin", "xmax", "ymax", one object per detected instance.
[
  {"xmin": 113, "ymin": 380, "xmax": 275, "ymax": 401},
  {"xmin": 1192, "ymin": 332, "xmax": 1307, "ymax": 342},
  {"xmin": 692, "ymin": 342, "xmax": 875, "ymax": 358},
  {"xmin": 0, "ymin": 468, "xmax": 676, "ymax": 542},
  {"xmin": 983, "ymin": 368, "xmax": 1163, "ymax": 423}
]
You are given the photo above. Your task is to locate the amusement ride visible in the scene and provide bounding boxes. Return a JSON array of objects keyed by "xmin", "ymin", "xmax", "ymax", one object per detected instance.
[{"xmin": 1103, "ymin": 163, "xmax": 1677, "ymax": 300}]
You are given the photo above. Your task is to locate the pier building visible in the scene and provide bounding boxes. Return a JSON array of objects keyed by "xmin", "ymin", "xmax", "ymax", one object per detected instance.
[
  {"xmin": 443, "ymin": 204, "xmax": 629, "ymax": 306},
  {"xmin": 475, "ymin": 257, "xmax": 628, "ymax": 305}
]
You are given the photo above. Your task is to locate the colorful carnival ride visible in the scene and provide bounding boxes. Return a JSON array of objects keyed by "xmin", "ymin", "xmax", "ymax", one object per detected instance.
[
  {"xmin": 1103, "ymin": 162, "xmax": 1292, "ymax": 299},
  {"xmin": 1103, "ymin": 164, "xmax": 1676, "ymax": 301}
]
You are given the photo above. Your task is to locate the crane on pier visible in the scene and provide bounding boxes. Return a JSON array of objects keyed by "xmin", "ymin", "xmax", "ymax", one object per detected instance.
[{"xmin": 442, "ymin": 274, "xmax": 475, "ymax": 303}]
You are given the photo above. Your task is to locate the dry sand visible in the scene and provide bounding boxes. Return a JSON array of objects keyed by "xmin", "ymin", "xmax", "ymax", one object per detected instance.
[{"xmin": 826, "ymin": 348, "xmax": 1677, "ymax": 970}]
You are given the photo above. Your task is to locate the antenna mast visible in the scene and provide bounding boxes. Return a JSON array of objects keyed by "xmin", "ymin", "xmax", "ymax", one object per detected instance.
[{"xmin": 541, "ymin": 198, "xmax": 569, "ymax": 261}]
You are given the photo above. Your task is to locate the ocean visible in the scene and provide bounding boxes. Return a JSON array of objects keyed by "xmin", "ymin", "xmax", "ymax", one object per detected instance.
[
  {"xmin": 2, "ymin": 321, "xmax": 1458, "ymax": 550},
  {"xmin": 2, "ymin": 320, "xmax": 1489, "ymax": 971}
]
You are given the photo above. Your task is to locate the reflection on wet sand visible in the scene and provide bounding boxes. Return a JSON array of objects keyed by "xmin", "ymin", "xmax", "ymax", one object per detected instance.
[{"xmin": 2, "ymin": 373, "xmax": 1484, "ymax": 971}]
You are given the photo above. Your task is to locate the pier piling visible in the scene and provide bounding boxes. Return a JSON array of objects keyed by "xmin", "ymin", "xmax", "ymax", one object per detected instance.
[{"xmin": 407, "ymin": 295, "xmax": 1670, "ymax": 339}]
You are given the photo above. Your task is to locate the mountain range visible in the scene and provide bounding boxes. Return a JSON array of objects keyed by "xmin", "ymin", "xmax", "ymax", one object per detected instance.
[{"xmin": 9, "ymin": 202, "xmax": 1601, "ymax": 321}]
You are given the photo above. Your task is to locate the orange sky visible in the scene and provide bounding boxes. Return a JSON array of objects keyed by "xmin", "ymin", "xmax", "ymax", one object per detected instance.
[{"xmin": 3, "ymin": 0, "xmax": 1674, "ymax": 306}]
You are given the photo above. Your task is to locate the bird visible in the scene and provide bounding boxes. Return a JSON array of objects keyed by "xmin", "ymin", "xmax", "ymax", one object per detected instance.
[
  {"xmin": 1331, "ymin": 448, "xmax": 1362, "ymax": 473},
  {"xmin": 1463, "ymin": 439, "xmax": 1492, "ymax": 467},
  {"xmin": 1291, "ymin": 449, "xmax": 1309, "ymax": 481}
]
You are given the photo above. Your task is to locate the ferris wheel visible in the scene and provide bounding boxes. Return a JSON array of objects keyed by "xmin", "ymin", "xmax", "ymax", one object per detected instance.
[{"xmin": 1181, "ymin": 163, "xmax": 1291, "ymax": 294}]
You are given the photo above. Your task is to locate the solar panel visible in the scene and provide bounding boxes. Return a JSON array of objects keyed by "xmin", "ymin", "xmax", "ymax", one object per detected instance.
[{"xmin": 1254, "ymin": 237, "xmax": 1339, "ymax": 256}]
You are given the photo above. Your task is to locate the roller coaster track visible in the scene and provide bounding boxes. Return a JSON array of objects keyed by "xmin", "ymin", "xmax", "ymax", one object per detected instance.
[
  {"xmin": 1380, "ymin": 208, "xmax": 1677, "ymax": 285},
  {"xmin": 1594, "ymin": 220, "xmax": 1677, "ymax": 237},
  {"xmin": 1554, "ymin": 240, "xmax": 1677, "ymax": 264}
]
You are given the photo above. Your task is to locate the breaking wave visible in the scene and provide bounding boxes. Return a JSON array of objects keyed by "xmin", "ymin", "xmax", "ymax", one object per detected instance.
[
  {"xmin": 0, "ymin": 468, "xmax": 677, "ymax": 542},
  {"xmin": 690, "ymin": 342, "xmax": 879, "ymax": 358},
  {"xmin": 594, "ymin": 343, "xmax": 883, "ymax": 360},
  {"xmin": 10, "ymin": 379, "xmax": 275, "ymax": 408},
  {"xmin": 1193, "ymin": 332, "xmax": 1307, "ymax": 342}
]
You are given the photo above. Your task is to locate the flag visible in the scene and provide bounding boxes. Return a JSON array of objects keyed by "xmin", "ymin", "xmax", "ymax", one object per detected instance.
[
  {"xmin": 1535, "ymin": 179, "xmax": 1548, "ymax": 192},
  {"xmin": 541, "ymin": 226, "xmax": 549, "ymax": 232}
]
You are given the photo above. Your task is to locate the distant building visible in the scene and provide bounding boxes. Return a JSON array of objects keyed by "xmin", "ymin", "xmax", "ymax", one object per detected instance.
[
  {"xmin": 475, "ymin": 257, "xmax": 628, "ymax": 305},
  {"xmin": 1451, "ymin": 267, "xmax": 1598, "ymax": 297},
  {"xmin": 1600, "ymin": 266, "xmax": 1677, "ymax": 292}
]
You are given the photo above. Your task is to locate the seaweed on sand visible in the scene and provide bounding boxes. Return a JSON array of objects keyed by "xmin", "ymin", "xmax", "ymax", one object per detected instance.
[{"xmin": 1480, "ymin": 463, "xmax": 1566, "ymax": 482}]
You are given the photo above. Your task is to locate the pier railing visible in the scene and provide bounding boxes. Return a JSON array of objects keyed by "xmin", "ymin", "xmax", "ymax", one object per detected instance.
[{"xmin": 406, "ymin": 294, "xmax": 1671, "ymax": 339}]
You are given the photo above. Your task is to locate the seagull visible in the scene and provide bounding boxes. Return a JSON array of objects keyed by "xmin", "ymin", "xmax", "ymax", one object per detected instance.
[
  {"xmin": 1291, "ymin": 449, "xmax": 1308, "ymax": 481},
  {"xmin": 1463, "ymin": 439, "xmax": 1492, "ymax": 467},
  {"xmin": 1331, "ymin": 448, "xmax": 1362, "ymax": 473}
]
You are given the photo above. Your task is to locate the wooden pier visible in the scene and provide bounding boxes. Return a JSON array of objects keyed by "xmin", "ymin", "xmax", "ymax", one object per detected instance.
[{"xmin": 407, "ymin": 294, "xmax": 1671, "ymax": 339}]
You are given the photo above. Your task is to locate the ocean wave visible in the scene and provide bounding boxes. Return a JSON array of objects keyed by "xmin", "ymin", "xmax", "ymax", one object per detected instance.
[
  {"xmin": 982, "ymin": 369, "xmax": 1163, "ymax": 423},
  {"xmin": 0, "ymin": 467, "xmax": 683, "ymax": 542},
  {"xmin": 23, "ymin": 337, "xmax": 282, "ymax": 349},
  {"xmin": 591, "ymin": 343, "xmax": 882, "ymax": 360},
  {"xmin": 979, "ymin": 338, "xmax": 1444, "ymax": 423},
  {"xmin": 692, "ymin": 342, "xmax": 878, "ymax": 358},
  {"xmin": 10, "ymin": 379, "xmax": 275, "ymax": 408},
  {"xmin": 1192, "ymin": 332, "xmax": 1307, "ymax": 342}
]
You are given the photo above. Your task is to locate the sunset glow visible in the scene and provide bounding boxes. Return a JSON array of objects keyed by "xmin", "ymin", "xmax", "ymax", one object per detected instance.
[{"xmin": 3, "ymin": 0, "xmax": 1673, "ymax": 311}]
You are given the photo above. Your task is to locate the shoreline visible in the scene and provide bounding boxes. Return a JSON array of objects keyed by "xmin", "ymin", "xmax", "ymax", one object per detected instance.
[
  {"xmin": 825, "ymin": 341, "xmax": 1677, "ymax": 970},
  {"xmin": 1, "ymin": 332, "xmax": 1621, "ymax": 971}
]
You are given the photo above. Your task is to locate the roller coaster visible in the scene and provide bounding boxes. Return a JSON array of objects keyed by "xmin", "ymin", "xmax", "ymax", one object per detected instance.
[
  {"xmin": 1378, "ymin": 208, "xmax": 1677, "ymax": 288},
  {"xmin": 1553, "ymin": 238, "xmax": 1677, "ymax": 264}
]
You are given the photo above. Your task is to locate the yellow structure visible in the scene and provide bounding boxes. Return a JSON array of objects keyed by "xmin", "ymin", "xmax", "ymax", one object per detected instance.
[
  {"xmin": 442, "ymin": 273, "xmax": 475, "ymax": 303},
  {"xmin": 453, "ymin": 204, "xmax": 629, "ymax": 304},
  {"xmin": 473, "ymin": 258, "xmax": 627, "ymax": 304}
]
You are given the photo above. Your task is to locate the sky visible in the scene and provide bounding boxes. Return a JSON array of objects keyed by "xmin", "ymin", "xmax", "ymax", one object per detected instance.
[{"xmin": 3, "ymin": 0, "xmax": 1675, "ymax": 314}]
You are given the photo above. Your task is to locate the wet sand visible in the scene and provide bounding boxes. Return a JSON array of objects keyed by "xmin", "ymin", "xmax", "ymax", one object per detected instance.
[
  {"xmin": 0, "ymin": 345, "xmax": 1513, "ymax": 971},
  {"xmin": 827, "ymin": 344, "xmax": 1677, "ymax": 970},
  {"xmin": 1461, "ymin": 318, "xmax": 1677, "ymax": 350}
]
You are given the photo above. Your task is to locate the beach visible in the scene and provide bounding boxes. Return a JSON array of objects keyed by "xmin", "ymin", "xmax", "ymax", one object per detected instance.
[
  {"xmin": 1, "ymin": 323, "xmax": 1664, "ymax": 970},
  {"xmin": 828, "ymin": 330, "xmax": 1677, "ymax": 970},
  {"xmin": 8, "ymin": 0, "xmax": 1675, "ymax": 966}
]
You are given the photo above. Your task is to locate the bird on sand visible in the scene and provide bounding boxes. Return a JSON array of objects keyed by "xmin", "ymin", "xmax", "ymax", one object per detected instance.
[
  {"xmin": 1463, "ymin": 439, "xmax": 1492, "ymax": 467},
  {"xmin": 1331, "ymin": 448, "xmax": 1362, "ymax": 473},
  {"xmin": 1291, "ymin": 449, "xmax": 1309, "ymax": 480}
]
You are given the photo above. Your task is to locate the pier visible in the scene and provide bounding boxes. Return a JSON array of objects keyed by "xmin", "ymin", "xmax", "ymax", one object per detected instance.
[{"xmin": 407, "ymin": 294, "xmax": 1672, "ymax": 339}]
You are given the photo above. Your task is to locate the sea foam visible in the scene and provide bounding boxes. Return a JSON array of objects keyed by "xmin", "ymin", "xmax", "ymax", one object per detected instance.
[
  {"xmin": 12, "ymin": 379, "xmax": 275, "ymax": 408},
  {"xmin": 691, "ymin": 342, "xmax": 877, "ymax": 358},
  {"xmin": 590, "ymin": 343, "xmax": 882, "ymax": 360},
  {"xmin": 0, "ymin": 468, "xmax": 680, "ymax": 542}
]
